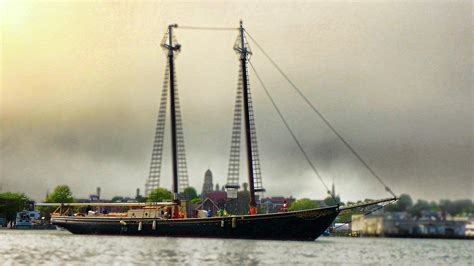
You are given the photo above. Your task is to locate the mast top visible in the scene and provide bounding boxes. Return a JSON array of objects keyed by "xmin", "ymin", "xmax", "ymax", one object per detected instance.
[
  {"xmin": 234, "ymin": 21, "xmax": 251, "ymax": 60},
  {"xmin": 161, "ymin": 25, "xmax": 181, "ymax": 54}
]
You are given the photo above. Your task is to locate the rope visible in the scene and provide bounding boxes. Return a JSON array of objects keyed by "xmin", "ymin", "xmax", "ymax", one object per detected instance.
[
  {"xmin": 177, "ymin": 26, "xmax": 238, "ymax": 31},
  {"xmin": 245, "ymin": 29, "xmax": 396, "ymax": 198},
  {"xmin": 334, "ymin": 199, "xmax": 396, "ymax": 230},
  {"xmin": 249, "ymin": 61, "xmax": 337, "ymax": 203}
]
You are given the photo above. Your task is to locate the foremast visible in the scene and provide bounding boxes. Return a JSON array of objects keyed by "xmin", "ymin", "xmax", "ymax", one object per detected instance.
[
  {"xmin": 235, "ymin": 21, "xmax": 258, "ymax": 212},
  {"xmin": 162, "ymin": 24, "xmax": 180, "ymax": 201}
]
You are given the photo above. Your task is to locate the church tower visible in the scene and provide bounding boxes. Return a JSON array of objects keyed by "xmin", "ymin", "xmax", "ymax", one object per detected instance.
[{"xmin": 201, "ymin": 169, "xmax": 214, "ymax": 197}]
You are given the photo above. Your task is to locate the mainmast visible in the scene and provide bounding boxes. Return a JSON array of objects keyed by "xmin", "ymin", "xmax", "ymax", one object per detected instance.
[
  {"xmin": 237, "ymin": 21, "xmax": 257, "ymax": 211},
  {"xmin": 164, "ymin": 24, "xmax": 180, "ymax": 200}
]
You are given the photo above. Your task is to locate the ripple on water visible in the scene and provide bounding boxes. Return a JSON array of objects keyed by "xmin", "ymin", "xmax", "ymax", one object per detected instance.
[{"xmin": 0, "ymin": 230, "xmax": 472, "ymax": 265}]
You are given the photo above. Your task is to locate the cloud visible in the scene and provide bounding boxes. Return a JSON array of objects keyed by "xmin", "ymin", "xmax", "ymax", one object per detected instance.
[{"xmin": 1, "ymin": 1, "xmax": 472, "ymax": 202}]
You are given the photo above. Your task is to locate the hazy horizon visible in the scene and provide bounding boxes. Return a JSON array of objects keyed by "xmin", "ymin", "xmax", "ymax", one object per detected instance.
[{"xmin": 1, "ymin": 1, "xmax": 472, "ymax": 202}]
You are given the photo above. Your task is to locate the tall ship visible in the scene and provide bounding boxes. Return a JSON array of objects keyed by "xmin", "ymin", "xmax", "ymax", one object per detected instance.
[{"xmin": 40, "ymin": 21, "xmax": 397, "ymax": 241}]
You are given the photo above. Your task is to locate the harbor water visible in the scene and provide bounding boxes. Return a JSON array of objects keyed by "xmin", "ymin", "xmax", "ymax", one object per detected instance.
[{"xmin": 0, "ymin": 230, "xmax": 472, "ymax": 265}]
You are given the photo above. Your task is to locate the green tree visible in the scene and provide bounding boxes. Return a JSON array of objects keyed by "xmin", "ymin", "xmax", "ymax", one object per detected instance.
[
  {"xmin": 336, "ymin": 209, "xmax": 362, "ymax": 223},
  {"xmin": 397, "ymin": 194, "xmax": 413, "ymax": 211},
  {"xmin": 384, "ymin": 203, "xmax": 398, "ymax": 212},
  {"xmin": 147, "ymin": 188, "xmax": 173, "ymax": 202},
  {"xmin": 0, "ymin": 192, "xmax": 30, "ymax": 223},
  {"xmin": 39, "ymin": 185, "xmax": 74, "ymax": 218},
  {"xmin": 111, "ymin": 196, "xmax": 124, "ymax": 202},
  {"xmin": 409, "ymin": 199, "xmax": 431, "ymax": 218},
  {"xmin": 47, "ymin": 185, "xmax": 74, "ymax": 203},
  {"xmin": 182, "ymin": 187, "xmax": 198, "ymax": 201},
  {"xmin": 324, "ymin": 196, "xmax": 341, "ymax": 206},
  {"xmin": 440, "ymin": 199, "xmax": 473, "ymax": 217},
  {"xmin": 289, "ymin": 198, "xmax": 319, "ymax": 211},
  {"xmin": 429, "ymin": 201, "xmax": 440, "ymax": 212},
  {"xmin": 190, "ymin": 198, "xmax": 202, "ymax": 204},
  {"xmin": 385, "ymin": 194, "xmax": 413, "ymax": 212}
]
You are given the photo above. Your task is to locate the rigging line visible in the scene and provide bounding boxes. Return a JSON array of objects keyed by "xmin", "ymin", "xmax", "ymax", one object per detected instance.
[
  {"xmin": 244, "ymin": 29, "xmax": 396, "ymax": 198},
  {"xmin": 249, "ymin": 61, "xmax": 337, "ymax": 203},
  {"xmin": 177, "ymin": 26, "xmax": 238, "ymax": 31},
  {"xmin": 334, "ymin": 199, "xmax": 396, "ymax": 230}
]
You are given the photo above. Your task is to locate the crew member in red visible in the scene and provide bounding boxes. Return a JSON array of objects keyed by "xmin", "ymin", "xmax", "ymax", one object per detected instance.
[
  {"xmin": 249, "ymin": 207, "xmax": 257, "ymax": 215},
  {"xmin": 282, "ymin": 200, "xmax": 288, "ymax": 212}
]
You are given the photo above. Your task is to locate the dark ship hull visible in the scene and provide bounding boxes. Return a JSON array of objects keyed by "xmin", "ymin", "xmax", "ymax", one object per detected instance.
[{"xmin": 51, "ymin": 206, "xmax": 339, "ymax": 241}]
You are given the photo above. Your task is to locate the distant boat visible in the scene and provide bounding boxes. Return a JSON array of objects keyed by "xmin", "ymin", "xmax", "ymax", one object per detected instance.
[
  {"xmin": 14, "ymin": 210, "xmax": 40, "ymax": 229},
  {"xmin": 40, "ymin": 21, "xmax": 396, "ymax": 241}
]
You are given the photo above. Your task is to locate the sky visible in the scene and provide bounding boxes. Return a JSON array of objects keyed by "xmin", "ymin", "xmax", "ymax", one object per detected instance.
[{"xmin": 0, "ymin": 0, "xmax": 472, "ymax": 202}]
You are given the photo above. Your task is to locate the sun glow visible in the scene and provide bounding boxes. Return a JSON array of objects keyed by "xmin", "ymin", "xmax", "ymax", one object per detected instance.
[{"xmin": 1, "ymin": 1, "xmax": 34, "ymax": 30}]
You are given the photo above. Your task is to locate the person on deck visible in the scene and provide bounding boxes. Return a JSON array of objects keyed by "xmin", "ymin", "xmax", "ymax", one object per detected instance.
[
  {"xmin": 249, "ymin": 207, "xmax": 257, "ymax": 215},
  {"xmin": 164, "ymin": 210, "xmax": 170, "ymax": 219},
  {"xmin": 217, "ymin": 209, "xmax": 224, "ymax": 217}
]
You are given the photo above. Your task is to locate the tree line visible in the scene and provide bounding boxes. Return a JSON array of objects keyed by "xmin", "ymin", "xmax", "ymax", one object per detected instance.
[
  {"xmin": 384, "ymin": 194, "xmax": 473, "ymax": 219},
  {"xmin": 2, "ymin": 186, "xmax": 472, "ymax": 222}
]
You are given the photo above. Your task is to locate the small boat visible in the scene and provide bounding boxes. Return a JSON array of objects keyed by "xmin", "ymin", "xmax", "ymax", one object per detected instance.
[
  {"xmin": 14, "ymin": 210, "xmax": 40, "ymax": 229},
  {"xmin": 40, "ymin": 21, "xmax": 396, "ymax": 241}
]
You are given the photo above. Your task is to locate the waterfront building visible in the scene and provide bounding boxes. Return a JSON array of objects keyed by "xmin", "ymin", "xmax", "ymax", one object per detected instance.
[
  {"xmin": 206, "ymin": 191, "xmax": 227, "ymax": 207},
  {"xmin": 81, "ymin": 187, "xmax": 102, "ymax": 202},
  {"xmin": 194, "ymin": 198, "xmax": 221, "ymax": 217},
  {"xmin": 351, "ymin": 214, "xmax": 384, "ymax": 236},
  {"xmin": 351, "ymin": 211, "xmax": 473, "ymax": 239},
  {"xmin": 465, "ymin": 218, "xmax": 474, "ymax": 237},
  {"xmin": 76, "ymin": 189, "xmax": 111, "ymax": 204}
]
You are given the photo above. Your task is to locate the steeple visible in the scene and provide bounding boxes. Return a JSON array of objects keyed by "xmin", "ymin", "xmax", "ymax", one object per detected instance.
[
  {"xmin": 202, "ymin": 169, "xmax": 214, "ymax": 197},
  {"xmin": 331, "ymin": 182, "xmax": 335, "ymax": 199}
]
